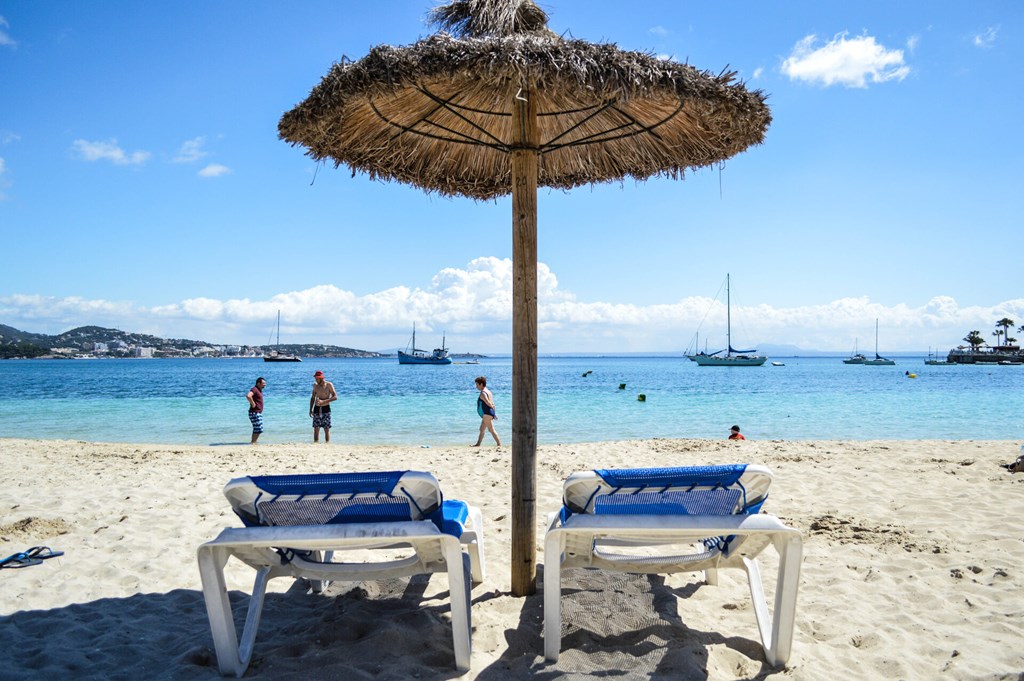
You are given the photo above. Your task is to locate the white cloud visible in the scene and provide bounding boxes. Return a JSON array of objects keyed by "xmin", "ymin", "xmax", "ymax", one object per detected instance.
[
  {"xmin": 71, "ymin": 139, "xmax": 151, "ymax": 166},
  {"xmin": 906, "ymin": 35, "xmax": 920, "ymax": 54},
  {"xmin": 0, "ymin": 294, "xmax": 137, "ymax": 321},
  {"xmin": 0, "ymin": 16, "xmax": 16, "ymax": 48},
  {"xmin": 649, "ymin": 26, "xmax": 669, "ymax": 37},
  {"xmin": 173, "ymin": 136, "xmax": 208, "ymax": 163},
  {"xmin": 752, "ymin": 67, "xmax": 764, "ymax": 79},
  {"xmin": 2, "ymin": 259, "xmax": 1022, "ymax": 353},
  {"xmin": 0, "ymin": 130, "xmax": 19, "ymax": 144},
  {"xmin": 973, "ymin": 26, "xmax": 998, "ymax": 48},
  {"xmin": 782, "ymin": 32, "xmax": 909, "ymax": 88},
  {"xmin": 0, "ymin": 156, "xmax": 8, "ymax": 200},
  {"xmin": 198, "ymin": 163, "xmax": 231, "ymax": 177}
]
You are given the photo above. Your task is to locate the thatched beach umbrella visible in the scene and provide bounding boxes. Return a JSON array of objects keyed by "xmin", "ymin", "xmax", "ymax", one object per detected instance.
[{"xmin": 279, "ymin": 0, "xmax": 770, "ymax": 596}]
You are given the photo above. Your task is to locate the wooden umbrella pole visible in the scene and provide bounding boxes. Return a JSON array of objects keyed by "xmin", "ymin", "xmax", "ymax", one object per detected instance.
[{"xmin": 510, "ymin": 87, "xmax": 539, "ymax": 596}]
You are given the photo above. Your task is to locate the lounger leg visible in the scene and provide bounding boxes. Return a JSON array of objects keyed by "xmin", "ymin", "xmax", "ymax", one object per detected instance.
[
  {"xmin": 742, "ymin": 532, "xmax": 803, "ymax": 667},
  {"xmin": 465, "ymin": 506, "xmax": 486, "ymax": 584},
  {"xmin": 444, "ymin": 541, "xmax": 472, "ymax": 672},
  {"xmin": 236, "ymin": 567, "xmax": 273, "ymax": 673},
  {"xmin": 743, "ymin": 557, "xmax": 772, "ymax": 657},
  {"xmin": 543, "ymin": 526, "xmax": 564, "ymax": 662},
  {"xmin": 198, "ymin": 545, "xmax": 242, "ymax": 676},
  {"xmin": 198, "ymin": 544, "xmax": 274, "ymax": 678},
  {"xmin": 310, "ymin": 550, "xmax": 334, "ymax": 593},
  {"xmin": 767, "ymin": 533, "xmax": 802, "ymax": 666}
]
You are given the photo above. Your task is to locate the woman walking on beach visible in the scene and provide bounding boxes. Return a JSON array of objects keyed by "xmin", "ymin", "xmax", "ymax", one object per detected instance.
[{"xmin": 473, "ymin": 376, "xmax": 501, "ymax": 447}]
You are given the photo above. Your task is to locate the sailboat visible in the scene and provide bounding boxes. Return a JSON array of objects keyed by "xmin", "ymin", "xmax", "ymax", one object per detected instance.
[
  {"xmin": 397, "ymin": 323, "xmax": 452, "ymax": 365},
  {"xmin": 263, "ymin": 310, "xmax": 302, "ymax": 362},
  {"xmin": 924, "ymin": 347, "xmax": 953, "ymax": 366},
  {"xmin": 862, "ymin": 319, "xmax": 895, "ymax": 366},
  {"xmin": 685, "ymin": 331, "xmax": 713, "ymax": 361},
  {"xmin": 691, "ymin": 274, "xmax": 767, "ymax": 366},
  {"xmin": 843, "ymin": 338, "xmax": 867, "ymax": 364}
]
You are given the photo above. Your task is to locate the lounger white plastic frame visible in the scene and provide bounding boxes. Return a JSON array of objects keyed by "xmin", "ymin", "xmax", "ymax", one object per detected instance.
[
  {"xmin": 197, "ymin": 471, "xmax": 485, "ymax": 677},
  {"xmin": 543, "ymin": 465, "xmax": 801, "ymax": 667}
]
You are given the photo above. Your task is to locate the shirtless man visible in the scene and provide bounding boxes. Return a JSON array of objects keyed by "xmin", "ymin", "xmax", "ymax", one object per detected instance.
[{"xmin": 309, "ymin": 370, "xmax": 338, "ymax": 443}]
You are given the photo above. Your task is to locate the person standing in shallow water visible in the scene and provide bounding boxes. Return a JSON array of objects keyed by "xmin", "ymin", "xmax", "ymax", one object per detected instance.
[
  {"xmin": 309, "ymin": 370, "xmax": 338, "ymax": 443},
  {"xmin": 473, "ymin": 376, "xmax": 501, "ymax": 447},
  {"xmin": 246, "ymin": 377, "xmax": 266, "ymax": 445}
]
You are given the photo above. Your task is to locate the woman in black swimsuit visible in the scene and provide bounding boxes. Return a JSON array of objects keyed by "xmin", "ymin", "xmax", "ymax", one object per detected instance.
[{"xmin": 473, "ymin": 376, "xmax": 501, "ymax": 447}]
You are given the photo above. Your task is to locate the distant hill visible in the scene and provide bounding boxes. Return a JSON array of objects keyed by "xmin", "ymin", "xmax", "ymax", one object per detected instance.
[
  {"xmin": 0, "ymin": 323, "xmax": 50, "ymax": 345},
  {"xmin": 0, "ymin": 323, "xmax": 385, "ymax": 359}
]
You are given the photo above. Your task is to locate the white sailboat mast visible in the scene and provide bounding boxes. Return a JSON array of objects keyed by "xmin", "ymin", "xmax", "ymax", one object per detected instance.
[{"xmin": 726, "ymin": 273, "xmax": 732, "ymax": 357}]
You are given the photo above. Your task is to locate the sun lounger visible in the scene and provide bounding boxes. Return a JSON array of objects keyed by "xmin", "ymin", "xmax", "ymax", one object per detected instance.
[
  {"xmin": 543, "ymin": 464, "xmax": 801, "ymax": 666},
  {"xmin": 197, "ymin": 471, "xmax": 485, "ymax": 677}
]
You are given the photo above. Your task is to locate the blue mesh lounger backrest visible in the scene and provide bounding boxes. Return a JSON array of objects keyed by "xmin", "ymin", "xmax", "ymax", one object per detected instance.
[
  {"xmin": 230, "ymin": 471, "xmax": 435, "ymax": 527},
  {"xmin": 563, "ymin": 464, "xmax": 767, "ymax": 521}
]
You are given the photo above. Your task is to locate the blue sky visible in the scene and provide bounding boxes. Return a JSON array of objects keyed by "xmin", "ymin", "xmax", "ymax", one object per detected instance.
[{"xmin": 1, "ymin": 1, "xmax": 1022, "ymax": 353}]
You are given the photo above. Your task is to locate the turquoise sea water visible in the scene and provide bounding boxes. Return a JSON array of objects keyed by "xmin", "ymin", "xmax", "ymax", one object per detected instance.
[{"xmin": 0, "ymin": 356, "xmax": 1020, "ymax": 445}]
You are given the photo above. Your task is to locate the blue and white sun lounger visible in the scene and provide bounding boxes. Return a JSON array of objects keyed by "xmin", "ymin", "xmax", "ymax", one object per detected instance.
[
  {"xmin": 543, "ymin": 464, "xmax": 801, "ymax": 666},
  {"xmin": 198, "ymin": 471, "xmax": 485, "ymax": 677}
]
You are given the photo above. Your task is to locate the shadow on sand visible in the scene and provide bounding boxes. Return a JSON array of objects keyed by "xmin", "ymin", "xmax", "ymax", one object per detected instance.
[{"xmin": 0, "ymin": 569, "xmax": 780, "ymax": 680}]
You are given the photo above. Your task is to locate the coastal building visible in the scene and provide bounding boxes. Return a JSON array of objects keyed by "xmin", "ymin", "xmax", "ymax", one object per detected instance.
[{"xmin": 947, "ymin": 345, "xmax": 1023, "ymax": 364}]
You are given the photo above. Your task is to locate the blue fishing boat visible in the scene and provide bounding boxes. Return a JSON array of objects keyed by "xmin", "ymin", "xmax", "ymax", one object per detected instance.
[{"xmin": 397, "ymin": 323, "xmax": 452, "ymax": 365}]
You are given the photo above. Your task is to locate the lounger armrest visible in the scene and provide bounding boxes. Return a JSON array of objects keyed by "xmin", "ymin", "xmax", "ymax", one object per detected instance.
[
  {"xmin": 430, "ymin": 500, "xmax": 470, "ymax": 538},
  {"xmin": 551, "ymin": 512, "xmax": 796, "ymax": 536},
  {"xmin": 205, "ymin": 520, "xmax": 445, "ymax": 551}
]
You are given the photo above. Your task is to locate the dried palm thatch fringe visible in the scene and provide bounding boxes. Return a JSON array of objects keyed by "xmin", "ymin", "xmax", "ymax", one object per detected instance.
[
  {"xmin": 430, "ymin": 0, "xmax": 552, "ymax": 38},
  {"xmin": 278, "ymin": 1, "xmax": 771, "ymax": 200}
]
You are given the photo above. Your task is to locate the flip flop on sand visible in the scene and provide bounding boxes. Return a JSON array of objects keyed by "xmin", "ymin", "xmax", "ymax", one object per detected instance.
[
  {"xmin": 0, "ymin": 546, "xmax": 64, "ymax": 569},
  {"xmin": 1000, "ymin": 456, "xmax": 1024, "ymax": 473}
]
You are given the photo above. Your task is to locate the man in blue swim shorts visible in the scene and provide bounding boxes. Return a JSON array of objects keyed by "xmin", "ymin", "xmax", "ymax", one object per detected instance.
[
  {"xmin": 309, "ymin": 370, "xmax": 338, "ymax": 443},
  {"xmin": 246, "ymin": 377, "xmax": 266, "ymax": 444}
]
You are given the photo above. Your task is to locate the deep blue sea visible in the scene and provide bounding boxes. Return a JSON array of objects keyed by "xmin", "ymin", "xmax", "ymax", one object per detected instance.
[{"xmin": 0, "ymin": 356, "xmax": 1020, "ymax": 446}]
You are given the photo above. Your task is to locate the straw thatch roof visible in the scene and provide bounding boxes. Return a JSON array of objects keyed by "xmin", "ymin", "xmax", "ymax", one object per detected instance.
[{"xmin": 278, "ymin": 0, "xmax": 770, "ymax": 200}]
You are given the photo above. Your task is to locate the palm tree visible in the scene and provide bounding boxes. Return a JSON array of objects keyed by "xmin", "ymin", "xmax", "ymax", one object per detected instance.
[
  {"xmin": 995, "ymin": 318, "xmax": 1015, "ymax": 348},
  {"xmin": 964, "ymin": 330, "xmax": 985, "ymax": 349},
  {"xmin": 992, "ymin": 330, "xmax": 1002, "ymax": 347}
]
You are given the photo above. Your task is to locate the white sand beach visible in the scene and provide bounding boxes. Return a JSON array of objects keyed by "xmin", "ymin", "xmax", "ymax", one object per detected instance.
[{"xmin": 1, "ymin": 438, "xmax": 1022, "ymax": 680}]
